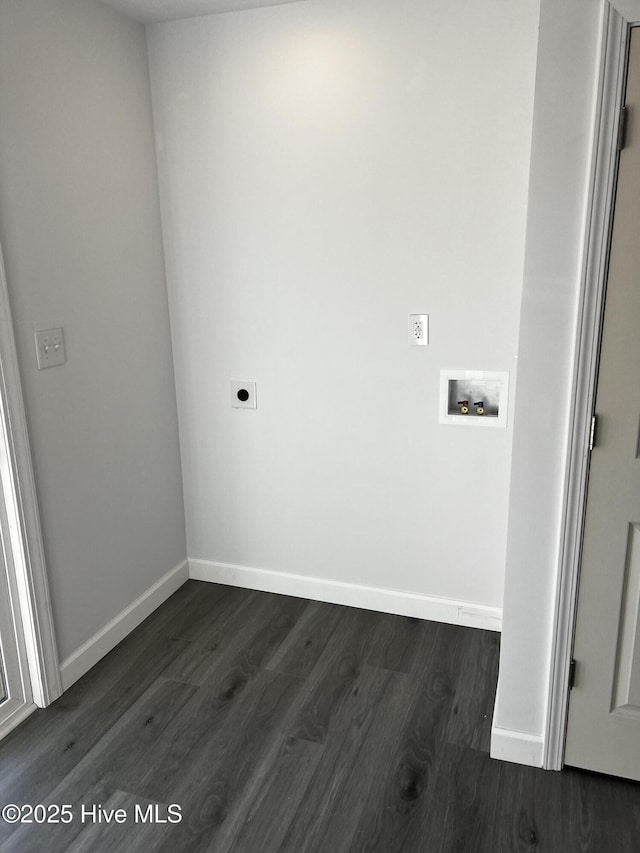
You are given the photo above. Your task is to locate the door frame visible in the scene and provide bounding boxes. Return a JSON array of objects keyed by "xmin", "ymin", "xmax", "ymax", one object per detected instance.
[
  {"xmin": 546, "ymin": 2, "xmax": 640, "ymax": 771},
  {"xmin": 0, "ymin": 239, "xmax": 61, "ymax": 725}
]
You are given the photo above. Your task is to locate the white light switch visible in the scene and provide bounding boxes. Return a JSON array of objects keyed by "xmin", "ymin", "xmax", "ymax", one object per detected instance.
[{"xmin": 35, "ymin": 328, "xmax": 66, "ymax": 370}]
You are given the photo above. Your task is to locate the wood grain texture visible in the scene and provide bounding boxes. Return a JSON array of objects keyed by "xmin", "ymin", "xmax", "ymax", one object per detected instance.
[
  {"xmin": 266, "ymin": 600, "xmax": 345, "ymax": 678},
  {"xmin": 444, "ymin": 626, "xmax": 500, "ymax": 753},
  {"xmin": 311, "ymin": 668, "xmax": 421, "ymax": 853},
  {"xmin": 64, "ymin": 790, "xmax": 170, "ymax": 853},
  {"xmin": 364, "ymin": 611, "xmax": 426, "ymax": 674},
  {"xmin": 341, "ymin": 622, "xmax": 471, "ymax": 853},
  {"xmin": 286, "ymin": 606, "xmax": 380, "ymax": 745},
  {"xmin": 278, "ymin": 664, "xmax": 395, "ymax": 853},
  {"xmin": 0, "ymin": 580, "xmax": 639, "ymax": 853},
  {"xmin": 152, "ymin": 668, "xmax": 305, "ymax": 853},
  {"xmin": 0, "ymin": 677, "xmax": 196, "ymax": 853},
  {"xmin": 419, "ymin": 743, "xmax": 501, "ymax": 853},
  {"xmin": 167, "ymin": 592, "xmax": 307, "ymax": 688},
  {"xmin": 0, "ymin": 632, "xmax": 190, "ymax": 846},
  {"xmin": 212, "ymin": 736, "xmax": 323, "ymax": 853}
]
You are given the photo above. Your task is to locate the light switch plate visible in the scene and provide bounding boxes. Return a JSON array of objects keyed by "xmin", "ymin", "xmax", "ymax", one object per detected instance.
[{"xmin": 35, "ymin": 328, "xmax": 66, "ymax": 370}]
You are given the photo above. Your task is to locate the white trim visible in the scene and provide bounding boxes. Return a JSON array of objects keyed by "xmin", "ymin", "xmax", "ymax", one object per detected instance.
[
  {"xmin": 0, "ymin": 700, "xmax": 36, "ymax": 742},
  {"xmin": 59, "ymin": 560, "xmax": 189, "ymax": 691},
  {"xmin": 0, "ymin": 241, "xmax": 62, "ymax": 708},
  {"xmin": 490, "ymin": 726, "xmax": 544, "ymax": 768},
  {"xmin": 545, "ymin": 4, "xmax": 631, "ymax": 771},
  {"xmin": 610, "ymin": 0, "xmax": 640, "ymax": 21},
  {"xmin": 188, "ymin": 559, "xmax": 502, "ymax": 631},
  {"xmin": 0, "ymin": 486, "xmax": 33, "ymax": 719}
]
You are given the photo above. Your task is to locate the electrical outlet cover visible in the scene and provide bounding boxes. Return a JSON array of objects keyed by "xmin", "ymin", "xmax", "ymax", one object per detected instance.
[
  {"xmin": 408, "ymin": 314, "xmax": 429, "ymax": 346},
  {"xmin": 230, "ymin": 380, "xmax": 257, "ymax": 409}
]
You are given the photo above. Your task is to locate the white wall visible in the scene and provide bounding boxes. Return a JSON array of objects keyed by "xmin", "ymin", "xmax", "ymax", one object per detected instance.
[
  {"xmin": 0, "ymin": 0, "xmax": 186, "ymax": 663},
  {"xmin": 492, "ymin": 0, "xmax": 605, "ymax": 765},
  {"xmin": 148, "ymin": 0, "xmax": 539, "ymax": 616}
]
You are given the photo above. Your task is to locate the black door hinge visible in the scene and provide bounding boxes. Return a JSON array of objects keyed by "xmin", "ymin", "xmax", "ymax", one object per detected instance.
[
  {"xmin": 618, "ymin": 105, "xmax": 629, "ymax": 151},
  {"xmin": 568, "ymin": 659, "xmax": 577, "ymax": 690}
]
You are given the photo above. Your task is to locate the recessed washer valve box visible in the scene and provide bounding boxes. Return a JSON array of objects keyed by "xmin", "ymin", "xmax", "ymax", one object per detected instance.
[{"xmin": 439, "ymin": 370, "xmax": 509, "ymax": 428}]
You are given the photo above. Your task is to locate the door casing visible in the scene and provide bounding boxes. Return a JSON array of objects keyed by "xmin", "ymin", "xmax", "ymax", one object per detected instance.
[{"xmin": 0, "ymin": 238, "xmax": 61, "ymax": 726}]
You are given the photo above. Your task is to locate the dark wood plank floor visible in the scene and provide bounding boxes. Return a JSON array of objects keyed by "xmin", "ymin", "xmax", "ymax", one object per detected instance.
[{"xmin": 1, "ymin": 580, "xmax": 639, "ymax": 852}]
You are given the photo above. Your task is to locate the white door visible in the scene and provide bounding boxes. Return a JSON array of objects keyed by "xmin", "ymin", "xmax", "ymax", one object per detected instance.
[{"xmin": 564, "ymin": 26, "xmax": 640, "ymax": 780}]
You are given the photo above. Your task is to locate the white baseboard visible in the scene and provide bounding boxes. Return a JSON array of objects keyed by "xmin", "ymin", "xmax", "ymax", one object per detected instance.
[
  {"xmin": 490, "ymin": 725, "xmax": 544, "ymax": 767},
  {"xmin": 188, "ymin": 559, "xmax": 502, "ymax": 632},
  {"xmin": 59, "ymin": 560, "xmax": 189, "ymax": 691}
]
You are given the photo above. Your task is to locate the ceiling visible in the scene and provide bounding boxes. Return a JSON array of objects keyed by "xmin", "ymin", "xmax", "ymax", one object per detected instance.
[{"xmin": 98, "ymin": 0, "xmax": 306, "ymax": 25}]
